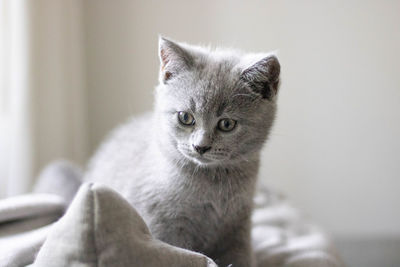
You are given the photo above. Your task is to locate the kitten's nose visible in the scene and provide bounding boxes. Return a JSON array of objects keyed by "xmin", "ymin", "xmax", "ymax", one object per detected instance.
[{"xmin": 193, "ymin": 145, "xmax": 211, "ymax": 155}]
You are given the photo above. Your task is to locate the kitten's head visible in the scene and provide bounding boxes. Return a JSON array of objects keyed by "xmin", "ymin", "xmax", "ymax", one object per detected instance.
[{"xmin": 155, "ymin": 37, "xmax": 280, "ymax": 167}]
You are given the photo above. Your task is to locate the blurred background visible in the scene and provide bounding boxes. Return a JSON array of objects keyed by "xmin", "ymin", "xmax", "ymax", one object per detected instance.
[{"xmin": 1, "ymin": 1, "xmax": 399, "ymax": 266}]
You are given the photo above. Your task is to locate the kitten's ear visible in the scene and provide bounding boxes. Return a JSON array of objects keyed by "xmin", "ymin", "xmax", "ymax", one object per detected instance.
[
  {"xmin": 240, "ymin": 55, "xmax": 280, "ymax": 100},
  {"xmin": 158, "ymin": 37, "xmax": 192, "ymax": 83}
]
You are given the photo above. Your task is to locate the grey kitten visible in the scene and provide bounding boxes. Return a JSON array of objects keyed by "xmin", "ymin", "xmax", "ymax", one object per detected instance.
[{"xmin": 85, "ymin": 37, "xmax": 280, "ymax": 267}]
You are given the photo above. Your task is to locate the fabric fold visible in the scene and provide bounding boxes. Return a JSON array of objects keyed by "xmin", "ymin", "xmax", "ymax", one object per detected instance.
[{"xmin": 33, "ymin": 183, "xmax": 216, "ymax": 267}]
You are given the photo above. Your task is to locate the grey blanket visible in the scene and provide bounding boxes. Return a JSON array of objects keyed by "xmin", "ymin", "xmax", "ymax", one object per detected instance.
[{"xmin": 0, "ymin": 161, "xmax": 343, "ymax": 267}]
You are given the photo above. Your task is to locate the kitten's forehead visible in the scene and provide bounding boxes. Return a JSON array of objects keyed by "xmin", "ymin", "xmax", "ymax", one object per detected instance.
[
  {"xmin": 188, "ymin": 56, "xmax": 247, "ymax": 114},
  {"xmin": 159, "ymin": 46, "xmax": 264, "ymax": 116}
]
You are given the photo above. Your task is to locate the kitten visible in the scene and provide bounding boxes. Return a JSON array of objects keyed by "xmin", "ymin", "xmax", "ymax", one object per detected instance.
[{"xmin": 85, "ymin": 37, "xmax": 280, "ymax": 267}]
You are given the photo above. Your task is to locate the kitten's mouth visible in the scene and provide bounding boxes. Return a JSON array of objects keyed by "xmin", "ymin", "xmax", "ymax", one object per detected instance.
[
  {"xmin": 191, "ymin": 155, "xmax": 213, "ymax": 164},
  {"xmin": 178, "ymin": 149, "xmax": 216, "ymax": 165},
  {"xmin": 187, "ymin": 153, "xmax": 214, "ymax": 165}
]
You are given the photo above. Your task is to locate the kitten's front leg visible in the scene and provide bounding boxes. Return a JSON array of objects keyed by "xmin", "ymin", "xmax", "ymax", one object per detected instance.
[
  {"xmin": 213, "ymin": 225, "xmax": 255, "ymax": 267},
  {"xmin": 215, "ymin": 244, "xmax": 254, "ymax": 267}
]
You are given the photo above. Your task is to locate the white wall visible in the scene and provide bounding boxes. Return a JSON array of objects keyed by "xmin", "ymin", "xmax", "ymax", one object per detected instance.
[
  {"xmin": 84, "ymin": 0, "xmax": 400, "ymax": 238},
  {"xmin": 1, "ymin": 0, "xmax": 88, "ymax": 196},
  {"xmin": 31, "ymin": 0, "xmax": 88, "ymax": 174}
]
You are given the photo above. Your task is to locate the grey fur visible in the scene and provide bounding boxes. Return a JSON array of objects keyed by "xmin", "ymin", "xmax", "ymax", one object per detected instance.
[{"xmin": 85, "ymin": 37, "xmax": 280, "ymax": 267}]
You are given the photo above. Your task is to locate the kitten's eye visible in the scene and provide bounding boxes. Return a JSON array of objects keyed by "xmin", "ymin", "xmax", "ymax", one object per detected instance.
[
  {"xmin": 178, "ymin": 111, "xmax": 195, "ymax": 126},
  {"xmin": 217, "ymin": 118, "xmax": 236, "ymax": 132}
]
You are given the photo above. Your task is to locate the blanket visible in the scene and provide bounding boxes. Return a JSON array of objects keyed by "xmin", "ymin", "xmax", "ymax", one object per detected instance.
[{"xmin": 0, "ymin": 161, "xmax": 344, "ymax": 267}]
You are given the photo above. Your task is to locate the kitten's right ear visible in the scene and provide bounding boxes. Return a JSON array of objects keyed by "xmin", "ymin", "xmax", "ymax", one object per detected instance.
[
  {"xmin": 240, "ymin": 55, "xmax": 280, "ymax": 100},
  {"xmin": 158, "ymin": 37, "xmax": 192, "ymax": 83}
]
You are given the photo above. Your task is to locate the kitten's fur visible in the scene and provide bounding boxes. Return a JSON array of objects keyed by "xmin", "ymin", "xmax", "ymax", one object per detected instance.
[{"xmin": 85, "ymin": 37, "xmax": 280, "ymax": 267}]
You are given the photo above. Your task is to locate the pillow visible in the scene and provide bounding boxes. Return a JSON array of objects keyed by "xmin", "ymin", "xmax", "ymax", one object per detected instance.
[{"xmin": 33, "ymin": 183, "xmax": 216, "ymax": 267}]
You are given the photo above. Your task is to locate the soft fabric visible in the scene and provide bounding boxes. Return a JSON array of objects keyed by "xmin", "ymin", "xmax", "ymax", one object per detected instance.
[
  {"xmin": 33, "ymin": 160, "xmax": 83, "ymax": 203},
  {"xmin": 0, "ymin": 194, "xmax": 65, "ymax": 223},
  {"xmin": 0, "ymin": 161, "xmax": 344, "ymax": 267},
  {"xmin": 0, "ymin": 194, "xmax": 65, "ymax": 267},
  {"xmin": 0, "ymin": 160, "xmax": 81, "ymax": 267},
  {"xmin": 33, "ymin": 183, "xmax": 217, "ymax": 267},
  {"xmin": 251, "ymin": 185, "xmax": 344, "ymax": 267}
]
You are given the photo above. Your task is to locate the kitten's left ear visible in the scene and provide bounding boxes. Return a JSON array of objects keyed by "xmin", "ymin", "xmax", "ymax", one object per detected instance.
[
  {"xmin": 240, "ymin": 55, "xmax": 280, "ymax": 100},
  {"xmin": 158, "ymin": 37, "xmax": 193, "ymax": 83}
]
